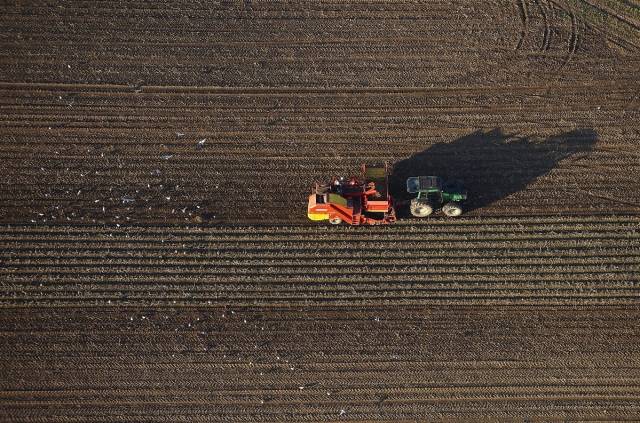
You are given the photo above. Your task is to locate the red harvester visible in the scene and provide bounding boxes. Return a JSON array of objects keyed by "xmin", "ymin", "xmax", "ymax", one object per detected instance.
[{"xmin": 307, "ymin": 163, "xmax": 396, "ymax": 225}]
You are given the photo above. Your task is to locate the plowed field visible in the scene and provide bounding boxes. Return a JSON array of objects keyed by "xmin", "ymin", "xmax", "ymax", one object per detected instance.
[{"xmin": 1, "ymin": 0, "xmax": 639, "ymax": 421}]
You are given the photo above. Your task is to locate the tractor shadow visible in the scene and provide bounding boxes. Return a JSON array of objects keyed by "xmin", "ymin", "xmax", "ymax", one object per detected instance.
[{"xmin": 390, "ymin": 128, "xmax": 597, "ymax": 215}]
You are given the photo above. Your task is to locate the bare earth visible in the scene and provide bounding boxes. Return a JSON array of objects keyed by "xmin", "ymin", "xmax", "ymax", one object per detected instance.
[{"xmin": 1, "ymin": 0, "xmax": 640, "ymax": 421}]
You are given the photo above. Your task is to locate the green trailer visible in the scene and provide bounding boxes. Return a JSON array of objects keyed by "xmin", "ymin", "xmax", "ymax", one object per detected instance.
[{"xmin": 406, "ymin": 176, "xmax": 467, "ymax": 217}]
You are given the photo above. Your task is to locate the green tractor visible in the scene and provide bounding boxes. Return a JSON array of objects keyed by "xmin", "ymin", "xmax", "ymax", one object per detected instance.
[{"xmin": 406, "ymin": 176, "xmax": 467, "ymax": 217}]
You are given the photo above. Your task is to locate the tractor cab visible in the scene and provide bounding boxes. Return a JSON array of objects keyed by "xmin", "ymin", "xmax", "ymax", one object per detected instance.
[
  {"xmin": 407, "ymin": 175, "xmax": 443, "ymax": 193},
  {"xmin": 407, "ymin": 176, "xmax": 444, "ymax": 205}
]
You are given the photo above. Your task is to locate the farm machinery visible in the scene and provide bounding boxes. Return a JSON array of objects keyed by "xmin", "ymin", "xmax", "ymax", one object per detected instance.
[
  {"xmin": 307, "ymin": 164, "xmax": 467, "ymax": 225},
  {"xmin": 307, "ymin": 164, "xmax": 396, "ymax": 225},
  {"xmin": 407, "ymin": 176, "xmax": 467, "ymax": 217}
]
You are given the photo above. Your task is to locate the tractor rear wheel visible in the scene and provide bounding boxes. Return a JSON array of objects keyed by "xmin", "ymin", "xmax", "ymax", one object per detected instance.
[
  {"xmin": 442, "ymin": 202, "xmax": 463, "ymax": 217},
  {"xmin": 410, "ymin": 199, "xmax": 433, "ymax": 217},
  {"xmin": 329, "ymin": 217, "xmax": 343, "ymax": 225}
]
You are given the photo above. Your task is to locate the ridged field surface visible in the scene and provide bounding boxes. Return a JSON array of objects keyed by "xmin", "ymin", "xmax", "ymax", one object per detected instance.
[
  {"xmin": 2, "ymin": 306, "xmax": 640, "ymax": 421},
  {"xmin": 2, "ymin": 217, "xmax": 640, "ymax": 306},
  {"xmin": 1, "ymin": 0, "xmax": 640, "ymax": 421}
]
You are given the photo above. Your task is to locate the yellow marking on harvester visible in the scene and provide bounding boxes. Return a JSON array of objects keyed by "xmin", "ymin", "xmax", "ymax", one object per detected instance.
[{"xmin": 307, "ymin": 212, "xmax": 330, "ymax": 221}]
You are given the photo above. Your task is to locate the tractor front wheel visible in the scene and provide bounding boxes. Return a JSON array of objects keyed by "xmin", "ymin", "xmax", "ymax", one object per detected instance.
[
  {"xmin": 442, "ymin": 202, "xmax": 463, "ymax": 217},
  {"xmin": 410, "ymin": 199, "xmax": 433, "ymax": 218},
  {"xmin": 329, "ymin": 216, "xmax": 343, "ymax": 225}
]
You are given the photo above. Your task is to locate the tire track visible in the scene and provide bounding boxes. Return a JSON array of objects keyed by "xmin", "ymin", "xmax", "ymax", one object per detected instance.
[
  {"xmin": 536, "ymin": 0, "xmax": 552, "ymax": 52},
  {"xmin": 515, "ymin": 0, "xmax": 530, "ymax": 50},
  {"xmin": 563, "ymin": 2, "xmax": 580, "ymax": 68}
]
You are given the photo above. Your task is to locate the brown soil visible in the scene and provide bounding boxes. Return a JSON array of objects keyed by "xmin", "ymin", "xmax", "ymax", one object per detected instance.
[{"xmin": 1, "ymin": 0, "xmax": 639, "ymax": 421}]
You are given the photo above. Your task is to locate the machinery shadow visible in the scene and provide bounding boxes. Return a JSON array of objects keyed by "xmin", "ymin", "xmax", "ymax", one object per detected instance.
[{"xmin": 390, "ymin": 128, "xmax": 598, "ymax": 215}]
